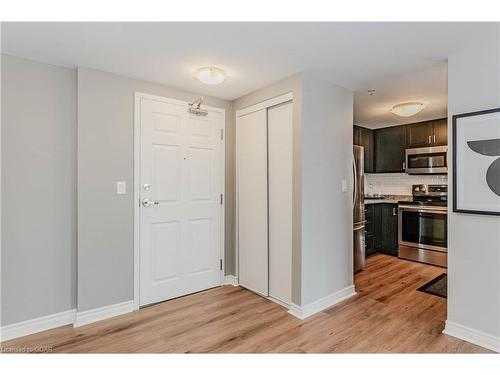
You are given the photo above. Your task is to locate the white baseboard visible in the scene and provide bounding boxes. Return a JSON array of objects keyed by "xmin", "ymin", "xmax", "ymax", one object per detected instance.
[
  {"xmin": 443, "ymin": 320, "xmax": 500, "ymax": 353},
  {"xmin": 74, "ymin": 300, "xmax": 134, "ymax": 328},
  {"xmin": 224, "ymin": 275, "xmax": 239, "ymax": 286},
  {"xmin": 288, "ymin": 285, "xmax": 356, "ymax": 320},
  {"xmin": 0, "ymin": 309, "xmax": 76, "ymax": 342}
]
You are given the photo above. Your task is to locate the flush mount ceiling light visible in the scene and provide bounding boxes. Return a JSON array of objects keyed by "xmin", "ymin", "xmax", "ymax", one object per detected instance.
[
  {"xmin": 390, "ymin": 102, "xmax": 426, "ymax": 117},
  {"xmin": 195, "ymin": 66, "xmax": 226, "ymax": 85}
]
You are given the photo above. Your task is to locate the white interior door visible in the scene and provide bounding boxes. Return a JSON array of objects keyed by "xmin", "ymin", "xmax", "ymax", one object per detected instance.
[
  {"xmin": 268, "ymin": 102, "xmax": 293, "ymax": 305},
  {"xmin": 237, "ymin": 109, "xmax": 269, "ymax": 296},
  {"xmin": 139, "ymin": 96, "xmax": 224, "ymax": 306}
]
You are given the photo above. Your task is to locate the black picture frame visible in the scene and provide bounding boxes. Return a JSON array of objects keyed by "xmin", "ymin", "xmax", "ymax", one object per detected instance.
[{"xmin": 452, "ymin": 107, "xmax": 500, "ymax": 216}]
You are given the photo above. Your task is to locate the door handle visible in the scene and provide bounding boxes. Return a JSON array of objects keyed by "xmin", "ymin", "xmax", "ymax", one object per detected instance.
[{"xmin": 142, "ymin": 198, "xmax": 159, "ymax": 207}]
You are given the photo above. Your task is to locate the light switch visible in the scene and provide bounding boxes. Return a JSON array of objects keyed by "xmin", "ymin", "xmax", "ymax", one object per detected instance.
[
  {"xmin": 341, "ymin": 179, "xmax": 348, "ymax": 193},
  {"xmin": 116, "ymin": 181, "xmax": 126, "ymax": 195}
]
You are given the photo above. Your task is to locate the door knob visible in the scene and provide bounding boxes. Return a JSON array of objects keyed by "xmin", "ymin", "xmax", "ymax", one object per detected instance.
[{"xmin": 142, "ymin": 198, "xmax": 159, "ymax": 207}]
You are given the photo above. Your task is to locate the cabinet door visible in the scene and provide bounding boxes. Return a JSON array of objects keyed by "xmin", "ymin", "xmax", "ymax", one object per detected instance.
[
  {"xmin": 407, "ymin": 121, "xmax": 434, "ymax": 148},
  {"xmin": 433, "ymin": 118, "xmax": 448, "ymax": 145},
  {"xmin": 374, "ymin": 126, "xmax": 407, "ymax": 173},
  {"xmin": 364, "ymin": 204, "xmax": 376, "ymax": 256},
  {"xmin": 353, "ymin": 126, "xmax": 361, "ymax": 146},
  {"xmin": 379, "ymin": 204, "xmax": 398, "ymax": 256},
  {"xmin": 359, "ymin": 127, "xmax": 374, "ymax": 173},
  {"xmin": 373, "ymin": 204, "xmax": 383, "ymax": 251}
]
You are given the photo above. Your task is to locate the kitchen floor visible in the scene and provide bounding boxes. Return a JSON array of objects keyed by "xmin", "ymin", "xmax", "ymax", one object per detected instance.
[{"xmin": 0, "ymin": 254, "xmax": 490, "ymax": 353}]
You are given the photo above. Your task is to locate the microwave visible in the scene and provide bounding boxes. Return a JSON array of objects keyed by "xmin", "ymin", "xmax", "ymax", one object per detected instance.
[{"xmin": 405, "ymin": 146, "xmax": 448, "ymax": 175}]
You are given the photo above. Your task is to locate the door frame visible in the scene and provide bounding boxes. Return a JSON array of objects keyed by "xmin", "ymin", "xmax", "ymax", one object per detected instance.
[
  {"xmin": 235, "ymin": 91, "xmax": 293, "ymax": 287},
  {"xmin": 133, "ymin": 92, "xmax": 226, "ymax": 310}
]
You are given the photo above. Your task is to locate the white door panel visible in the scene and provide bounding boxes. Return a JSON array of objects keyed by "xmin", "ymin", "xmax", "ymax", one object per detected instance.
[
  {"xmin": 268, "ymin": 102, "xmax": 293, "ymax": 304},
  {"xmin": 140, "ymin": 97, "xmax": 223, "ymax": 306},
  {"xmin": 237, "ymin": 109, "xmax": 269, "ymax": 296}
]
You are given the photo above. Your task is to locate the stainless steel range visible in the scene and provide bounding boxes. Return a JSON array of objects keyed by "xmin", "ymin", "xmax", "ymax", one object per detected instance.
[{"xmin": 398, "ymin": 184, "xmax": 447, "ymax": 268}]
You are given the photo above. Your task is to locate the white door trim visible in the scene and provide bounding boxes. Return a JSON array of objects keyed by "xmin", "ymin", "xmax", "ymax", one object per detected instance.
[
  {"xmin": 235, "ymin": 92, "xmax": 293, "ymax": 287},
  {"xmin": 236, "ymin": 92, "xmax": 293, "ymax": 118},
  {"xmin": 133, "ymin": 92, "xmax": 226, "ymax": 310}
]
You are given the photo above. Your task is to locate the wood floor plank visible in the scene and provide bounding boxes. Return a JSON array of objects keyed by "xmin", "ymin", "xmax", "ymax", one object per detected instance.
[{"xmin": 0, "ymin": 254, "xmax": 492, "ymax": 353}]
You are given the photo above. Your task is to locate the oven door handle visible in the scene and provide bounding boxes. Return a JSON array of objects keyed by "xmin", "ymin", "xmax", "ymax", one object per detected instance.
[{"xmin": 398, "ymin": 205, "xmax": 448, "ymax": 214}]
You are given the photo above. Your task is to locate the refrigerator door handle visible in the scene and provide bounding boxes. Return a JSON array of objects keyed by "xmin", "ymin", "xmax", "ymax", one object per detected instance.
[{"xmin": 353, "ymin": 157, "xmax": 357, "ymax": 206}]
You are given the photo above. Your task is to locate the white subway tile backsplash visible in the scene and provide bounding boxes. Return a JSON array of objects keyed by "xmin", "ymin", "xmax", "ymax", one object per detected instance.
[{"xmin": 365, "ymin": 173, "xmax": 447, "ymax": 196}]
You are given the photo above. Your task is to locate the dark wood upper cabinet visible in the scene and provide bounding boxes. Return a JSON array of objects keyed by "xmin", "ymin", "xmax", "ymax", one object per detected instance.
[
  {"xmin": 433, "ymin": 118, "xmax": 448, "ymax": 146},
  {"xmin": 353, "ymin": 125, "xmax": 374, "ymax": 173},
  {"xmin": 354, "ymin": 118, "xmax": 447, "ymax": 174},
  {"xmin": 406, "ymin": 121, "xmax": 434, "ymax": 148},
  {"xmin": 374, "ymin": 126, "xmax": 407, "ymax": 173},
  {"xmin": 406, "ymin": 118, "xmax": 447, "ymax": 148},
  {"xmin": 353, "ymin": 126, "xmax": 360, "ymax": 145}
]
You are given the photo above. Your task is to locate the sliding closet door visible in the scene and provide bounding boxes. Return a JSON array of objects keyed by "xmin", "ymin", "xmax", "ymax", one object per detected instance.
[
  {"xmin": 268, "ymin": 102, "xmax": 293, "ymax": 304},
  {"xmin": 237, "ymin": 109, "xmax": 269, "ymax": 296}
]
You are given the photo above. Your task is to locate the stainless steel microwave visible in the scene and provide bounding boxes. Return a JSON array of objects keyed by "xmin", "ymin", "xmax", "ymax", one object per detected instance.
[{"xmin": 405, "ymin": 146, "xmax": 448, "ymax": 175}]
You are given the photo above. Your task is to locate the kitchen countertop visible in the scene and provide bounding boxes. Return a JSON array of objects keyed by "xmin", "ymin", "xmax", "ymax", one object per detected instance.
[{"xmin": 364, "ymin": 195, "xmax": 412, "ymax": 205}]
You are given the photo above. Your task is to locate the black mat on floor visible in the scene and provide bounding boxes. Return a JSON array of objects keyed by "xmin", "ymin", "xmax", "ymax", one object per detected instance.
[{"xmin": 417, "ymin": 273, "xmax": 447, "ymax": 298}]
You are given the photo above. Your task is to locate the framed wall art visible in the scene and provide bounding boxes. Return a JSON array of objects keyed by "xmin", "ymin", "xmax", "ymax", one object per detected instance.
[{"xmin": 453, "ymin": 107, "xmax": 500, "ymax": 216}]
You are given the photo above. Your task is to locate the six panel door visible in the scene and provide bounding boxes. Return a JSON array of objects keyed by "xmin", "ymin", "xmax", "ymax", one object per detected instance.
[{"xmin": 139, "ymin": 96, "xmax": 224, "ymax": 306}]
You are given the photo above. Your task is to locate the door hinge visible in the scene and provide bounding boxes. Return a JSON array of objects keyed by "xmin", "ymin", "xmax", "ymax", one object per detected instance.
[
  {"xmin": 220, "ymin": 259, "xmax": 223, "ymax": 270},
  {"xmin": 220, "ymin": 128, "xmax": 224, "ymax": 141},
  {"xmin": 220, "ymin": 193, "xmax": 223, "ymax": 205}
]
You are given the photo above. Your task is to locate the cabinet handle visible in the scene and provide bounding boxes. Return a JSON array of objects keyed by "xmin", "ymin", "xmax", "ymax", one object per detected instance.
[
  {"xmin": 428, "ymin": 135, "xmax": 432, "ymax": 144},
  {"xmin": 433, "ymin": 134, "xmax": 436, "ymax": 143},
  {"xmin": 393, "ymin": 207, "xmax": 398, "ymax": 216},
  {"xmin": 402, "ymin": 161, "xmax": 406, "ymax": 170}
]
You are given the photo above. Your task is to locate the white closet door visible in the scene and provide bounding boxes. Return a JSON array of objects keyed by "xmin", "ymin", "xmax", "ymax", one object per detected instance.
[
  {"xmin": 237, "ymin": 109, "xmax": 269, "ymax": 296},
  {"xmin": 268, "ymin": 102, "xmax": 293, "ymax": 304}
]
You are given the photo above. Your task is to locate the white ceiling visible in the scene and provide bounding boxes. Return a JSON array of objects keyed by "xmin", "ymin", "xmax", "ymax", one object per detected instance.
[
  {"xmin": 354, "ymin": 63, "xmax": 448, "ymax": 128},
  {"xmin": 2, "ymin": 22, "xmax": 498, "ymax": 127}
]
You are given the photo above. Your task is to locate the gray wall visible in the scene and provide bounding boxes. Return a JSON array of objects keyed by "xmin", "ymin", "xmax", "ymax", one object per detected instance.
[
  {"xmin": 1, "ymin": 55, "xmax": 77, "ymax": 325},
  {"xmin": 447, "ymin": 36, "xmax": 500, "ymax": 338},
  {"xmin": 77, "ymin": 68, "xmax": 233, "ymax": 311},
  {"xmin": 233, "ymin": 74, "xmax": 303, "ymax": 305},
  {"xmin": 300, "ymin": 74, "xmax": 353, "ymax": 305}
]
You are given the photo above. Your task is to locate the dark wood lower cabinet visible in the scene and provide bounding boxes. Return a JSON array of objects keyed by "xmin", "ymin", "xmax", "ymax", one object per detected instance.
[
  {"xmin": 378, "ymin": 204, "xmax": 399, "ymax": 256},
  {"xmin": 364, "ymin": 203, "xmax": 398, "ymax": 257}
]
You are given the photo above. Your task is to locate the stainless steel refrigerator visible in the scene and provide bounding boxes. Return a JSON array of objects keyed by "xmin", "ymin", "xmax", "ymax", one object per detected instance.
[{"xmin": 353, "ymin": 145, "xmax": 366, "ymax": 272}]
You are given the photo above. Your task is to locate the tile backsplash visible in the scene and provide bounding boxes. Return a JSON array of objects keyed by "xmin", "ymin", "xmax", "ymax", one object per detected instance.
[{"xmin": 365, "ymin": 173, "xmax": 448, "ymax": 196}]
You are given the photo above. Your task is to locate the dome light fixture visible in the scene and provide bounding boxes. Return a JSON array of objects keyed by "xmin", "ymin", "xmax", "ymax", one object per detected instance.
[
  {"xmin": 195, "ymin": 66, "xmax": 226, "ymax": 85},
  {"xmin": 390, "ymin": 102, "xmax": 426, "ymax": 117}
]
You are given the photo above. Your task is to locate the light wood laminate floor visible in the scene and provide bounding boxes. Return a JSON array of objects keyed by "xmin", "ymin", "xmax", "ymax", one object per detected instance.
[{"xmin": 1, "ymin": 254, "xmax": 491, "ymax": 353}]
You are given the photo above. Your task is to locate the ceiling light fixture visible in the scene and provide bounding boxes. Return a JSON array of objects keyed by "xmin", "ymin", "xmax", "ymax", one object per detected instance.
[
  {"xmin": 195, "ymin": 66, "xmax": 226, "ymax": 85},
  {"xmin": 390, "ymin": 102, "xmax": 426, "ymax": 117}
]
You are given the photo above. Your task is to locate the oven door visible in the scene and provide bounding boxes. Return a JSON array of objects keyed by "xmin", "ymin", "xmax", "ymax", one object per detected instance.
[
  {"xmin": 398, "ymin": 206, "xmax": 447, "ymax": 252},
  {"xmin": 406, "ymin": 146, "xmax": 448, "ymax": 174}
]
